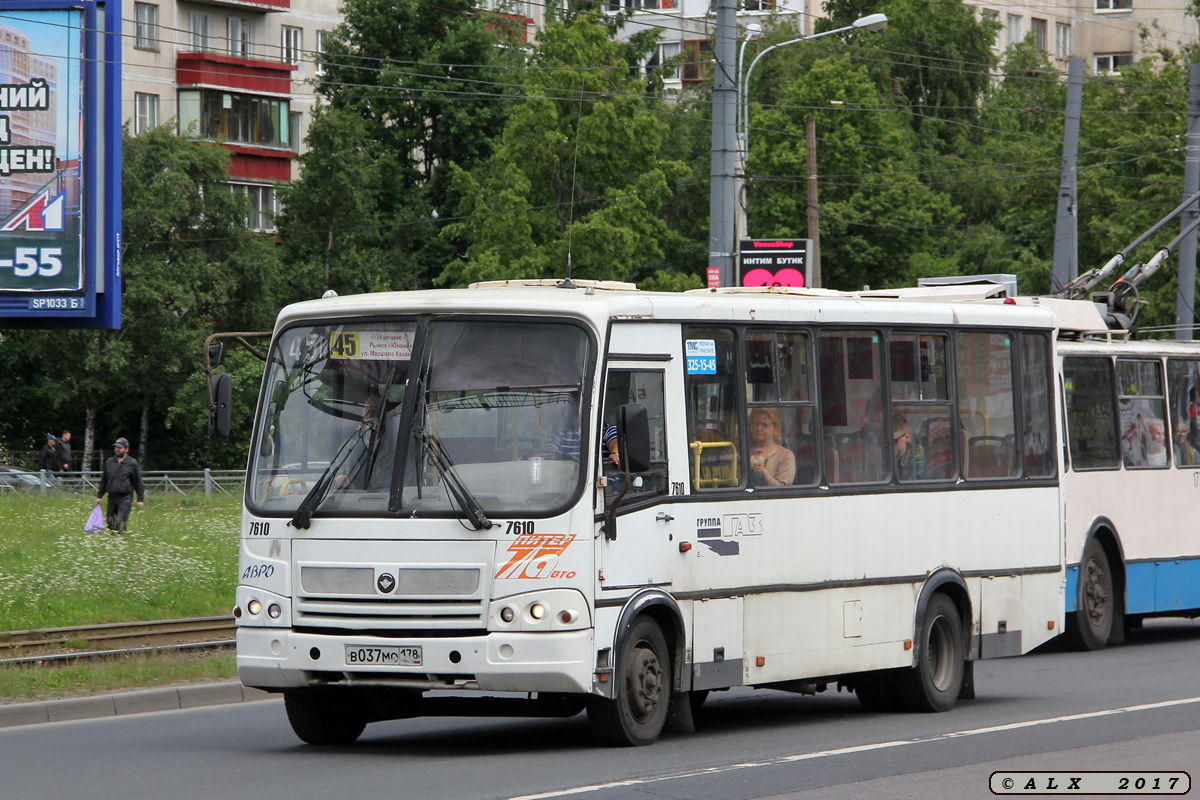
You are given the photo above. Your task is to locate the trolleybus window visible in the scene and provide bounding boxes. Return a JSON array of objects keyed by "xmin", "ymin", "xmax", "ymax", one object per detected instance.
[
  {"xmin": 1063, "ymin": 356, "xmax": 1120, "ymax": 470},
  {"xmin": 1167, "ymin": 359, "xmax": 1200, "ymax": 466},
  {"xmin": 1116, "ymin": 359, "xmax": 1168, "ymax": 469},
  {"xmin": 957, "ymin": 332, "xmax": 1018, "ymax": 479}
]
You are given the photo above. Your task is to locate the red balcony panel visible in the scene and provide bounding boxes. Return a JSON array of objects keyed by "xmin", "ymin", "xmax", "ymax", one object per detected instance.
[
  {"xmin": 177, "ymin": 52, "xmax": 296, "ymax": 95},
  {"xmin": 187, "ymin": 0, "xmax": 290, "ymax": 12},
  {"xmin": 486, "ymin": 12, "xmax": 533, "ymax": 44},
  {"xmin": 226, "ymin": 146, "xmax": 293, "ymax": 182}
]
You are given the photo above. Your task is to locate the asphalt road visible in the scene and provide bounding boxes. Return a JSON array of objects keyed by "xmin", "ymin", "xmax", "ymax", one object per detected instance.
[{"xmin": 2, "ymin": 619, "xmax": 1198, "ymax": 800}]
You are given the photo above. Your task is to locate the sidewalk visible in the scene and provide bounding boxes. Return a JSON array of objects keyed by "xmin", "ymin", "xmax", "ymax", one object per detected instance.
[{"xmin": 0, "ymin": 681, "xmax": 274, "ymax": 728}]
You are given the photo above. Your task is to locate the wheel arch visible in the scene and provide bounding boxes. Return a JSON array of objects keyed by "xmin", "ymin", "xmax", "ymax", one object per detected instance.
[
  {"xmin": 914, "ymin": 567, "xmax": 972, "ymax": 664},
  {"xmin": 612, "ymin": 589, "xmax": 687, "ymax": 693}
]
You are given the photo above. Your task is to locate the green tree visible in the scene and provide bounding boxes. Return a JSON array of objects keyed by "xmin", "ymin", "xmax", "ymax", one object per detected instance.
[{"xmin": 440, "ymin": 14, "xmax": 694, "ymax": 288}]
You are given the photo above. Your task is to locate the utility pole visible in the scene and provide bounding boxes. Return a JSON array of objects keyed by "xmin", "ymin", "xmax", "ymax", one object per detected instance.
[
  {"xmin": 708, "ymin": 0, "xmax": 738, "ymax": 287},
  {"xmin": 806, "ymin": 117, "xmax": 822, "ymax": 288},
  {"xmin": 1052, "ymin": 57, "xmax": 1083, "ymax": 291},
  {"xmin": 1176, "ymin": 63, "xmax": 1200, "ymax": 339}
]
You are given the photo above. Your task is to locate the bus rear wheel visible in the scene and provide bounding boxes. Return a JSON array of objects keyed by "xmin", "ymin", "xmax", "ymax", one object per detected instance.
[
  {"xmin": 897, "ymin": 594, "xmax": 964, "ymax": 713},
  {"xmin": 587, "ymin": 617, "xmax": 671, "ymax": 746},
  {"xmin": 284, "ymin": 691, "xmax": 368, "ymax": 745},
  {"xmin": 1068, "ymin": 538, "xmax": 1114, "ymax": 651}
]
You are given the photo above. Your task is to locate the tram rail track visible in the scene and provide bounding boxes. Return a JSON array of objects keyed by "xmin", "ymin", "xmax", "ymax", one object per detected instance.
[{"xmin": 0, "ymin": 616, "xmax": 236, "ymax": 667}]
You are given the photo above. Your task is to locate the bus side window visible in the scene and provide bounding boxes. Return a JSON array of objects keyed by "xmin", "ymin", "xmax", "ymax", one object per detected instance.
[
  {"xmin": 604, "ymin": 370, "xmax": 668, "ymax": 501},
  {"xmin": 1020, "ymin": 333, "xmax": 1054, "ymax": 478},
  {"xmin": 1167, "ymin": 359, "xmax": 1200, "ymax": 467},
  {"xmin": 1062, "ymin": 356, "xmax": 1120, "ymax": 470},
  {"xmin": 1116, "ymin": 359, "xmax": 1168, "ymax": 469},
  {"xmin": 686, "ymin": 328, "xmax": 739, "ymax": 489},
  {"xmin": 956, "ymin": 332, "xmax": 1018, "ymax": 480},
  {"xmin": 819, "ymin": 330, "xmax": 887, "ymax": 484}
]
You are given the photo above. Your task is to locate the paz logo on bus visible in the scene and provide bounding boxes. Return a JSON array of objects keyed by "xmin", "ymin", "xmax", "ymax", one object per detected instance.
[{"xmin": 377, "ymin": 573, "xmax": 396, "ymax": 593}]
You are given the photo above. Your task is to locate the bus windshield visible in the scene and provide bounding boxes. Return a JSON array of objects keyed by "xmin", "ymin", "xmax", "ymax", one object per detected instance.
[{"xmin": 248, "ymin": 318, "xmax": 592, "ymax": 518}]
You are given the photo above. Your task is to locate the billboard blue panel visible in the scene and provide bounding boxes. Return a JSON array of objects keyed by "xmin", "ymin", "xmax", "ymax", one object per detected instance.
[{"xmin": 0, "ymin": 1, "xmax": 121, "ymax": 329}]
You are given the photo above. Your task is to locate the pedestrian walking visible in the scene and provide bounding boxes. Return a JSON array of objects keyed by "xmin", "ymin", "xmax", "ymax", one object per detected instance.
[
  {"xmin": 95, "ymin": 437, "xmax": 145, "ymax": 532},
  {"xmin": 38, "ymin": 434, "xmax": 60, "ymax": 474},
  {"xmin": 57, "ymin": 430, "xmax": 73, "ymax": 473}
]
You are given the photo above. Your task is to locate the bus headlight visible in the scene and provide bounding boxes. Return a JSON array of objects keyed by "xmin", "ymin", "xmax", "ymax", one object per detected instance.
[
  {"xmin": 489, "ymin": 589, "xmax": 590, "ymax": 631},
  {"xmin": 267, "ymin": 604, "xmax": 282, "ymax": 620},
  {"xmin": 247, "ymin": 599, "xmax": 263, "ymax": 616}
]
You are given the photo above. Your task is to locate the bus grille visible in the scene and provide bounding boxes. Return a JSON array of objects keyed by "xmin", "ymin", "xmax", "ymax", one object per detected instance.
[{"xmin": 295, "ymin": 566, "xmax": 486, "ymax": 630}]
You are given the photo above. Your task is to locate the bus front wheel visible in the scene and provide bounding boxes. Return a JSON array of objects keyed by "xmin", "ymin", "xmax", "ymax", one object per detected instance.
[
  {"xmin": 587, "ymin": 617, "xmax": 671, "ymax": 746},
  {"xmin": 1068, "ymin": 538, "xmax": 1114, "ymax": 651},
  {"xmin": 284, "ymin": 691, "xmax": 368, "ymax": 745},
  {"xmin": 897, "ymin": 594, "xmax": 964, "ymax": 713}
]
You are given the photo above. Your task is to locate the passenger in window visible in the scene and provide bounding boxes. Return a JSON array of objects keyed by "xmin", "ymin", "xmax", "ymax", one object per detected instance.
[
  {"xmin": 1173, "ymin": 418, "xmax": 1199, "ymax": 466},
  {"xmin": 748, "ymin": 407, "xmax": 796, "ymax": 487},
  {"xmin": 893, "ymin": 413, "xmax": 915, "ymax": 480},
  {"xmin": 1145, "ymin": 418, "xmax": 1167, "ymax": 467}
]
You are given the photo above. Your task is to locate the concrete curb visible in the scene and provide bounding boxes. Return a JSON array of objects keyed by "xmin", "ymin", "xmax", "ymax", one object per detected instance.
[{"xmin": 0, "ymin": 682, "xmax": 274, "ymax": 729}]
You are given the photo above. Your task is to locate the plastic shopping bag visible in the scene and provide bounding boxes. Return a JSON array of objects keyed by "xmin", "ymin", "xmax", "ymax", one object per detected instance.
[{"xmin": 84, "ymin": 504, "xmax": 105, "ymax": 534}]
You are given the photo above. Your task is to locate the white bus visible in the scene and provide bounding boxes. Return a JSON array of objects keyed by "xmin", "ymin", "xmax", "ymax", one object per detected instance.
[
  {"xmin": 1048, "ymin": 303, "xmax": 1200, "ymax": 650},
  {"xmin": 229, "ymin": 280, "xmax": 1065, "ymax": 746}
]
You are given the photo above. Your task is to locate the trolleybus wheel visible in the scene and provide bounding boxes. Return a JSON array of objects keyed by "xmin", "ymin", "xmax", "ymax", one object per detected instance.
[
  {"xmin": 587, "ymin": 617, "xmax": 671, "ymax": 746},
  {"xmin": 284, "ymin": 691, "xmax": 368, "ymax": 745},
  {"xmin": 897, "ymin": 594, "xmax": 964, "ymax": 713},
  {"xmin": 1069, "ymin": 538, "xmax": 1114, "ymax": 651}
]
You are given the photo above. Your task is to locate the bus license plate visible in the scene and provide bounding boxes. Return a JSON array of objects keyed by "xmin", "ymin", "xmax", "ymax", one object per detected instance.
[{"xmin": 344, "ymin": 645, "xmax": 422, "ymax": 666}]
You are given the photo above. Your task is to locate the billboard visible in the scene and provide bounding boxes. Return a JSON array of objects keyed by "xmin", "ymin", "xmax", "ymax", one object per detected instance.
[
  {"xmin": 738, "ymin": 239, "xmax": 812, "ymax": 289},
  {"xmin": 0, "ymin": 1, "xmax": 121, "ymax": 329}
]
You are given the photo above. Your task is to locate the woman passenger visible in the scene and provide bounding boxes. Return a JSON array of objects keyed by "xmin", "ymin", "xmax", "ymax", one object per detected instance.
[{"xmin": 748, "ymin": 407, "xmax": 797, "ymax": 487}]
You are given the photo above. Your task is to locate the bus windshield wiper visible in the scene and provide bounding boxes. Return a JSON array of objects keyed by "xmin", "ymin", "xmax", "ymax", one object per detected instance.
[
  {"xmin": 289, "ymin": 418, "xmax": 375, "ymax": 530},
  {"xmin": 413, "ymin": 425, "xmax": 492, "ymax": 531}
]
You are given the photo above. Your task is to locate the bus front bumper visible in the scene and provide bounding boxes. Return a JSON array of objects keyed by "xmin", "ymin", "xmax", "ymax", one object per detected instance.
[{"xmin": 236, "ymin": 626, "xmax": 595, "ymax": 695}]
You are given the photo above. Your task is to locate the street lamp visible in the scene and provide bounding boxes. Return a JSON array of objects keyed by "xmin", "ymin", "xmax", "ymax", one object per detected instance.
[
  {"xmin": 738, "ymin": 13, "xmax": 888, "ymax": 157},
  {"xmin": 733, "ymin": 13, "xmax": 888, "ymax": 265}
]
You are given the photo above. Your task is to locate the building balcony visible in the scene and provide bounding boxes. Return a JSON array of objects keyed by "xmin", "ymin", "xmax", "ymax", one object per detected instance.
[
  {"xmin": 176, "ymin": 51, "xmax": 296, "ymax": 96},
  {"xmin": 184, "ymin": 0, "xmax": 290, "ymax": 12}
]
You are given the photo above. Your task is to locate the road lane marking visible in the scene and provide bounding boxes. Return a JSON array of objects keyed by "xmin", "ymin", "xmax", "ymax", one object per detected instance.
[{"xmin": 506, "ymin": 695, "xmax": 1200, "ymax": 800}]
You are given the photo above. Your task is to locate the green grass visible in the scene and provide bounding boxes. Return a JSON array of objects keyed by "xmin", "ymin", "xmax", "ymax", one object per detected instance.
[
  {"xmin": 0, "ymin": 493, "xmax": 241, "ymax": 702},
  {"xmin": 0, "ymin": 492, "xmax": 240, "ymax": 630},
  {"xmin": 0, "ymin": 651, "xmax": 237, "ymax": 703}
]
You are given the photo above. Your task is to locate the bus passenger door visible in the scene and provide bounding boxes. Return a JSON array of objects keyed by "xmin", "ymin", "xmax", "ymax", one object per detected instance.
[{"xmin": 598, "ymin": 329, "xmax": 686, "ymax": 592}]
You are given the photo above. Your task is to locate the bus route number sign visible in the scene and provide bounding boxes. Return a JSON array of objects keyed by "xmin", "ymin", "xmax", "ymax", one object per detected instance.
[{"xmin": 686, "ymin": 339, "xmax": 717, "ymax": 375}]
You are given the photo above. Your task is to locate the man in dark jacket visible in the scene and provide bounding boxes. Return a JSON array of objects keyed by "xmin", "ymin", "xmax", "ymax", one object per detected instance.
[
  {"xmin": 95, "ymin": 437, "xmax": 146, "ymax": 532},
  {"xmin": 39, "ymin": 434, "xmax": 60, "ymax": 474},
  {"xmin": 57, "ymin": 431, "xmax": 73, "ymax": 473}
]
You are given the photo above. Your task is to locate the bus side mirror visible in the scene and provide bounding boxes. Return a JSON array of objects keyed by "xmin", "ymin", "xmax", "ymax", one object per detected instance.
[
  {"xmin": 618, "ymin": 403, "xmax": 651, "ymax": 473},
  {"xmin": 207, "ymin": 341, "xmax": 224, "ymax": 369},
  {"xmin": 209, "ymin": 373, "xmax": 232, "ymax": 441}
]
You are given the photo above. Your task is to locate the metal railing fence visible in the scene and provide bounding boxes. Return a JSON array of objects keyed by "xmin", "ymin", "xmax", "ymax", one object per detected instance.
[{"xmin": 21, "ymin": 469, "xmax": 246, "ymax": 499}]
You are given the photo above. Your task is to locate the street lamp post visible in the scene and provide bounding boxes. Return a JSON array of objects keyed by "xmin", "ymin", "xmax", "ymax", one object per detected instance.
[{"xmin": 733, "ymin": 13, "xmax": 887, "ymax": 283}]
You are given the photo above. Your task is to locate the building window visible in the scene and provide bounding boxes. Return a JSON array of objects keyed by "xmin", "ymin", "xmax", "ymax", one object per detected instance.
[
  {"xmin": 134, "ymin": 3, "xmax": 158, "ymax": 51},
  {"xmin": 1095, "ymin": 0, "xmax": 1132, "ymax": 9},
  {"xmin": 228, "ymin": 17, "xmax": 254, "ymax": 59},
  {"xmin": 177, "ymin": 89, "xmax": 290, "ymax": 148},
  {"xmin": 1055, "ymin": 23, "xmax": 1071, "ymax": 59},
  {"xmin": 134, "ymin": 93, "xmax": 159, "ymax": 134},
  {"xmin": 315, "ymin": 30, "xmax": 330, "ymax": 76},
  {"xmin": 289, "ymin": 110, "xmax": 302, "ymax": 151},
  {"xmin": 230, "ymin": 183, "xmax": 277, "ymax": 231},
  {"xmin": 681, "ymin": 39, "xmax": 712, "ymax": 86},
  {"xmin": 606, "ymin": 0, "xmax": 677, "ymax": 9},
  {"xmin": 1006, "ymin": 14, "xmax": 1024, "ymax": 47},
  {"xmin": 281, "ymin": 26, "xmax": 302, "ymax": 65},
  {"xmin": 648, "ymin": 41, "xmax": 682, "ymax": 80},
  {"xmin": 190, "ymin": 13, "xmax": 210, "ymax": 51},
  {"xmin": 742, "ymin": 0, "xmax": 773, "ymax": 10},
  {"xmin": 1032, "ymin": 18, "xmax": 1047, "ymax": 50},
  {"xmin": 1095, "ymin": 53, "xmax": 1133, "ymax": 74}
]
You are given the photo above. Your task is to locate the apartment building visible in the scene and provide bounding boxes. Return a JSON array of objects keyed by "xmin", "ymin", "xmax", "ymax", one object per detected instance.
[{"xmin": 122, "ymin": 0, "xmax": 343, "ymax": 229}]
